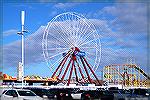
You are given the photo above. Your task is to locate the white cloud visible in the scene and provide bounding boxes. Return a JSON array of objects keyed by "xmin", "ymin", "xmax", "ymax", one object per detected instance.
[
  {"xmin": 102, "ymin": 3, "xmax": 147, "ymax": 34},
  {"xmin": 3, "ymin": 29, "xmax": 18, "ymax": 37},
  {"xmin": 3, "ymin": 26, "xmax": 46, "ymax": 68},
  {"xmin": 53, "ymin": 3, "xmax": 79, "ymax": 9},
  {"xmin": 89, "ymin": 18, "xmax": 148, "ymax": 70}
]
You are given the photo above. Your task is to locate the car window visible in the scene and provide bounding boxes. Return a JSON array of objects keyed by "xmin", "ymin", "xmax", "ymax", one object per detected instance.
[
  {"xmin": 5, "ymin": 90, "xmax": 18, "ymax": 96},
  {"xmin": 18, "ymin": 90, "xmax": 36, "ymax": 96},
  {"xmin": 31, "ymin": 88, "xmax": 47, "ymax": 94}
]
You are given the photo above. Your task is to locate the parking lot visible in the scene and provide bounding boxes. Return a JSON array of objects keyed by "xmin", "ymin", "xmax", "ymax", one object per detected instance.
[{"xmin": 0, "ymin": 87, "xmax": 149, "ymax": 100}]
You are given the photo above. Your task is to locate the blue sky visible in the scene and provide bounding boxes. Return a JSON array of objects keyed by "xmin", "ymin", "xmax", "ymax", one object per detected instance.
[
  {"xmin": 2, "ymin": 2, "xmax": 149, "ymax": 80},
  {"xmin": 3, "ymin": 3, "xmax": 113, "ymax": 44}
]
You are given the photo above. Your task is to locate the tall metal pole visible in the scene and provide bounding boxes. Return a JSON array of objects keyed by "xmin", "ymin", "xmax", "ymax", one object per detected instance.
[
  {"xmin": 21, "ymin": 11, "xmax": 25, "ymax": 88},
  {"xmin": 17, "ymin": 11, "xmax": 27, "ymax": 88}
]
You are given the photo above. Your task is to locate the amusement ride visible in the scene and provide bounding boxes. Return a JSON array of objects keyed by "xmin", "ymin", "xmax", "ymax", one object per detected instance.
[{"xmin": 42, "ymin": 12, "xmax": 101, "ymax": 86}]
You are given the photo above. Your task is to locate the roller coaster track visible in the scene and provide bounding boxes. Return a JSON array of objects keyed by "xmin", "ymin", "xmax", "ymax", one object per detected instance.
[
  {"xmin": 104, "ymin": 64, "xmax": 150, "ymax": 80},
  {"xmin": 130, "ymin": 64, "xmax": 150, "ymax": 80}
]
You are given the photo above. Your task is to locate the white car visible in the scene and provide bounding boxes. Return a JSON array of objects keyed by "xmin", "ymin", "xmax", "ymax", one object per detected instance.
[
  {"xmin": 71, "ymin": 93, "xmax": 82, "ymax": 100},
  {"xmin": 71, "ymin": 90, "xmax": 82, "ymax": 100},
  {"xmin": 0, "ymin": 89, "xmax": 43, "ymax": 100}
]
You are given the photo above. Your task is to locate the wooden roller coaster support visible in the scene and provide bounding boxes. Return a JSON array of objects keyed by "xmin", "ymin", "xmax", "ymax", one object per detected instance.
[
  {"xmin": 123, "ymin": 65, "xmax": 130, "ymax": 87},
  {"xmin": 138, "ymin": 65, "xmax": 141, "ymax": 87}
]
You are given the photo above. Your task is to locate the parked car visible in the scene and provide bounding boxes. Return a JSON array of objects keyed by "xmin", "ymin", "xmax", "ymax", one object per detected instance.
[
  {"xmin": 130, "ymin": 88, "xmax": 149, "ymax": 96},
  {"xmin": 100, "ymin": 90, "xmax": 114, "ymax": 100},
  {"xmin": 81, "ymin": 90, "xmax": 114, "ymax": 100},
  {"xmin": 70, "ymin": 88, "xmax": 82, "ymax": 99},
  {"xmin": 111, "ymin": 89, "xmax": 132, "ymax": 100},
  {"xmin": 26, "ymin": 87, "xmax": 56, "ymax": 99},
  {"xmin": 126, "ymin": 88, "xmax": 150, "ymax": 100},
  {"xmin": 49, "ymin": 88, "xmax": 73, "ymax": 100},
  {"xmin": 0, "ymin": 89, "xmax": 43, "ymax": 100}
]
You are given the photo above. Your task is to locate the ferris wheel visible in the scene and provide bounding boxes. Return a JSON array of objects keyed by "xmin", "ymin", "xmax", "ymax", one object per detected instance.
[{"xmin": 42, "ymin": 12, "xmax": 101, "ymax": 85}]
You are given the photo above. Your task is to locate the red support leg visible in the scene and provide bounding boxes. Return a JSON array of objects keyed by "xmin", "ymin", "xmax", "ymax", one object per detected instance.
[
  {"xmin": 57, "ymin": 54, "xmax": 70, "ymax": 77},
  {"xmin": 74, "ymin": 64, "xmax": 79, "ymax": 83},
  {"xmin": 80, "ymin": 57, "xmax": 92, "ymax": 84},
  {"xmin": 75, "ymin": 60, "xmax": 85, "ymax": 80},
  {"xmin": 61, "ymin": 59, "xmax": 72, "ymax": 82},
  {"xmin": 51, "ymin": 53, "xmax": 70, "ymax": 78},
  {"xmin": 83, "ymin": 57, "xmax": 102, "ymax": 85},
  {"xmin": 67, "ymin": 60, "xmax": 74, "ymax": 86}
]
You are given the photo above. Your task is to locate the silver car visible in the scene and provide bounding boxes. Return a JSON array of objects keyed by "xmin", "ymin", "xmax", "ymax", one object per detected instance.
[{"xmin": 0, "ymin": 89, "xmax": 43, "ymax": 100}]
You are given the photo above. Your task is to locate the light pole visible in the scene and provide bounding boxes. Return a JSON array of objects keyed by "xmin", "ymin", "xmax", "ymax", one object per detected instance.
[{"xmin": 17, "ymin": 11, "xmax": 28, "ymax": 88}]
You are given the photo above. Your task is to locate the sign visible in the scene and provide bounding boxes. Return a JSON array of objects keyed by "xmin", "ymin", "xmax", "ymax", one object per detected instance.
[
  {"xmin": 76, "ymin": 51, "xmax": 86, "ymax": 57},
  {"xmin": 62, "ymin": 51, "xmax": 86, "ymax": 57}
]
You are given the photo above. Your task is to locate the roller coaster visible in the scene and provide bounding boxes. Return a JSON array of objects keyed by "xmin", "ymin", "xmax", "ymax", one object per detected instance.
[{"xmin": 103, "ymin": 64, "xmax": 150, "ymax": 87}]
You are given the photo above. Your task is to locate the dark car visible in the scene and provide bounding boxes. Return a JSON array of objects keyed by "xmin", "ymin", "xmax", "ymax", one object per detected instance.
[
  {"xmin": 81, "ymin": 90, "xmax": 114, "ymax": 100},
  {"xmin": 26, "ymin": 88, "xmax": 55, "ymax": 99},
  {"xmin": 49, "ymin": 88, "xmax": 73, "ymax": 100},
  {"xmin": 100, "ymin": 90, "xmax": 114, "ymax": 100},
  {"xmin": 109, "ymin": 89, "xmax": 130, "ymax": 100},
  {"xmin": 128, "ymin": 88, "xmax": 149, "ymax": 98}
]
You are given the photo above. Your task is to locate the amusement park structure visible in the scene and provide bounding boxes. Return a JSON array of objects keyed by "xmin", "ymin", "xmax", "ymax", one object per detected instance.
[
  {"xmin": 2, "ymin": 12, "xmax": 150, "ymax": 88},
  {"xmin": 42, "ymin": 12, "xmax": 101, "ymax": 86},
  {"xmin": 103, "ymin": 64, "xmax": 150, "ymax": 87},
  {"xmin": 50, "ymin": 47, "xmax": 101, "ymax": 85}
]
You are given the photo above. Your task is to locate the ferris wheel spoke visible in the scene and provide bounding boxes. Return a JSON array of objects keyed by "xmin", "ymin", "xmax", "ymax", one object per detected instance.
[
  {"xmin": 47, "ymin": 40, "xmax": 66, "ymax": 47},
  {"xmin": 81, "ymin": 44, "xmax": 96, "ymax": 49},
  {"xmin": 63, "ymin": 17, "xmax": 78, "ymax": 43},
  {"xmin": 75, "ymin": 20, "xmax": 82, "ymax": 39},
  {"xmin": 78, "ymin": 31, "xmax": 97, "ymax": 46},
  {"xmin": 43, "ymin": 47, "xmax": 69, "ymax": 51},
  {"xmin": 54, "ymin": 20, "xmax": 75, "ymax": 47},
  {"xmin": 86, "ymin": 51, "xmax": 96, "ymax": 56},
  {"xmin": 50, "ymin": 55, "xmax": 65, "ymax": 71},
  {"xmin": 83, "ymin": 42, "xmax": 101, "ymax": 52},
  {"xmin": 79, "ymin": 21, "xmax": 89, "ymax": 37},
  {"xmin": 79, "ymin": 35, "xmax": 101, "ymax": 47},
  {"xmin": 47, "ymin": 32, "xmax": 69, "ymax": 48},
  {"xmin": 64, "ymin": 21, "xmax": 74, "ymax": 41},
  {"xmin": 48, "ymin": 49, "xmax": 68, "ymax": 60},
  {"xmin": 78, "ymin": 30, "xmax": 96, "ymax": 46},
  {"xmin": 79, "ymin": 46, "xmax": 96, "ymax": 50},
  {"xmin": 80, "ymin": 22, "xmax": 92, "ymax": 38},
  {"xmin": 65, "ymin": 16, "xmax": 83, "ymax": 46},
  {"xmin": 86, "ymin": 56, "xmax": 96, "ymax": 70},
  {"xmin": 86, "ymin": 50, "xmax": 99, "ymax": 69}
]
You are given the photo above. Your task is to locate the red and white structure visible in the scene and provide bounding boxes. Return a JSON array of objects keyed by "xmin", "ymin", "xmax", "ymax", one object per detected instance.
[{"xmin": 42, "ymin": 12, "xmax": 102, "ymax": 86}]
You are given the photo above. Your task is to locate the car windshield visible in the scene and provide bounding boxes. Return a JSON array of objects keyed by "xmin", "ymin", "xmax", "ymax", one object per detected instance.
[{"xmin": 18, "ymin": 90, "xmax": 36, "ymax": 96}]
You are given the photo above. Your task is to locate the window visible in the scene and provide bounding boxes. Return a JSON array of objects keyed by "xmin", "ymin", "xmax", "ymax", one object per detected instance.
[
  {"xmin": 5, "ymin": 90, "xmax": 18, "ymax": 97},
  {"xmin": 18, "ymin": 90, "xmax": 36, "ymax": 96}
]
